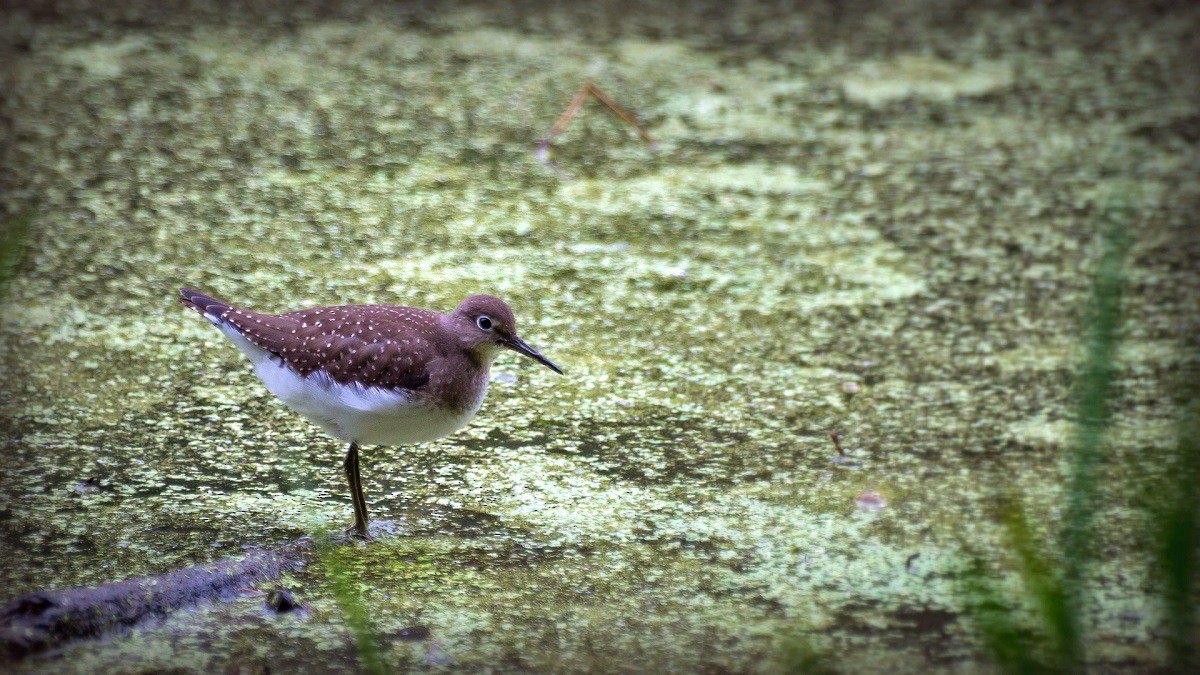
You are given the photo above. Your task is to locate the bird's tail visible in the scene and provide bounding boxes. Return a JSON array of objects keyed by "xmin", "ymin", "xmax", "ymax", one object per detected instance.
[{"xmin": 179, "ymin": 288, "xmax": 232, "ymax": 324}]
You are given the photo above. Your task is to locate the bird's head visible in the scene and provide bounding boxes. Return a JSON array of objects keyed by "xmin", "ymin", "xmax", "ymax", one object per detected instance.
[{"xmin": 450, "ymin": 295, "xmax": 562, "ymax": 374}]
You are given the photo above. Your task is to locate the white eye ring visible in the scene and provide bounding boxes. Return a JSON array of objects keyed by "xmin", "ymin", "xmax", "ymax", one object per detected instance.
[{"xmin": 476, "ymin": 315, "xmax": 493, "ymax": 331}]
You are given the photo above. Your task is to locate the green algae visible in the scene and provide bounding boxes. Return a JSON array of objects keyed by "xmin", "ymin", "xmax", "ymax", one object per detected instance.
[
  {"xmin": 840, "ymin": 55, "xmax": 1014, "ymax": 105},
  {"xmin": 1, "ymin": 0, "xmax": 1198, "ymax": 672}
]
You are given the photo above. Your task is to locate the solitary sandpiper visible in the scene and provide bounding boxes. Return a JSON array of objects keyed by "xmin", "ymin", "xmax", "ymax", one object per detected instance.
[{"xmin": 180, "ymin": 288, "xmax": 562, "ymax": 537}]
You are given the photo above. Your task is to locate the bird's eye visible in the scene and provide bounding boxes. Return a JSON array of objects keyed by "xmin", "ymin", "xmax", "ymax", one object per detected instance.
[{"xmin": 476, "ymin": 316, "xmax": 493, "ymax": 331}]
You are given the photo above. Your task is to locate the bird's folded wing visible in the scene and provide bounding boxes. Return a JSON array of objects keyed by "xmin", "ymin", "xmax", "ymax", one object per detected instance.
[{"xmin": 221, "ymin": 305, "xmax": 434, "ymax": 391}]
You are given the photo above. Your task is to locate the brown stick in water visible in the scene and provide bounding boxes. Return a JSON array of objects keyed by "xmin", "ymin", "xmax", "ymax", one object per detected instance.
[{"xmin": 0, "ymin": 537, "xmax": 311, "ymax": 660}]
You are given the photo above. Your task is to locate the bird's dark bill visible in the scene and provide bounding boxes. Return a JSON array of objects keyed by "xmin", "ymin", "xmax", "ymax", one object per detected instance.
[{"xmin": 503, "ymin": 336, "xmax": 563, "ymax": 374}]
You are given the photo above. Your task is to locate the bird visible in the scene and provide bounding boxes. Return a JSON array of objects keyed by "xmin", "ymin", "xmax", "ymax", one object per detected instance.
[{"xmin": 179, "ymin": 288, "xmax": 562, "ymax": 537}]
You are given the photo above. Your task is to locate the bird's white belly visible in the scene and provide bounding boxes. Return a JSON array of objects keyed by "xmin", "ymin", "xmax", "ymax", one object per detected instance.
[{"xmin": 219, "ymin": 323, "xmax": 480, "ymax": 445}]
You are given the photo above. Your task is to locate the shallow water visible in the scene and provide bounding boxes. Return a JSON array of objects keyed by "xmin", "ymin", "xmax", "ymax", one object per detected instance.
[{"xmin": 1, "ymin": 1, "xmax": 1198, "ymax": 672}]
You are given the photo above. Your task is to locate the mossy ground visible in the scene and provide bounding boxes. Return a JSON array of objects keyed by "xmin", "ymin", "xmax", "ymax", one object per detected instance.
[{"xmin": 1, "ymin": 0, "xmax": 1198, "ymax": 672}]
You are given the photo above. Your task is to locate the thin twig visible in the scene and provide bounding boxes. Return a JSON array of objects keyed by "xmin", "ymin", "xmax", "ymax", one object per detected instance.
[
  {"xmin": 536, "ymin": 82, "xmax": 655, "ymax": 159},
  {"xmin": 829, "ymin": 431, "xmax": 846, "ymax": 458}
]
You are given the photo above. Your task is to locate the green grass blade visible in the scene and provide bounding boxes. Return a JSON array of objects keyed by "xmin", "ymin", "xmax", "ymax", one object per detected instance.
[
  {"xmin": 1058, "ymin": 196, "xmax": 1130, "ymax": 669},
  {"xmin": 774, "ymin": 633, "xmax": 838, "ymax": 675},
  {"xmin": 999, "ymin": 504, "xmax": 1072, "ymax": 671},
  {"xmin": 313, "ymin": 535, "xmax": 391, "ymax": 675},
  {"xmin": 965, "ymin": 195, "xmax": 1131, "ymax": 673},
  {"xmin": 329, "ymin": 564, "xmax": 390, "ymax": 675},
  {"xmin": 962, "ymin": 561, "xmax": 1054, "ymax": 675},
  {"xmin": 1160, "ymin": 362, "xmax": 1200, "ymax": 671},
  {"xmin": 0, "ymin": 213, "xmax": 33, "ymax": 293}
]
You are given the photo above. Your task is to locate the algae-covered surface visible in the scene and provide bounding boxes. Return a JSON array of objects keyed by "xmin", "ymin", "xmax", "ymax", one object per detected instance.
[{"xmin": 1, "ymin": 0, "xmax": 1198, "ymax": 671}]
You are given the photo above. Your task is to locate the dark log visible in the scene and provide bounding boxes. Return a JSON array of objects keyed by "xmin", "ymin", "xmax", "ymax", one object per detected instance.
[{"xmin": 0, "ymin": 537, "xmax": 311, "ymax": 659}]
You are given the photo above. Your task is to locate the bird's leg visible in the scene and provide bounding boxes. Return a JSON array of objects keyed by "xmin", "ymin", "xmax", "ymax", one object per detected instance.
[
  {"xmin": 353, "ymin": 443, "xmax": 369, "ymax": 529},
  {"xmin": 343, "ymin": 442, "xmax": 369, "ymax": 538}
]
